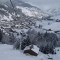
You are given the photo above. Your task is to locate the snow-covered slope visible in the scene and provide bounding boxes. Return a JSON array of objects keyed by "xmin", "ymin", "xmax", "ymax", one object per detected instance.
[
  {"xmin": 43, "ymin": 22, "xmax": 60, "ymax": 31},
  {"xmin": 0, "ymin": 0, "xmax": 49, "ymax": 22},
  {"xmin": 10, "ymin": 0, "xmax": 49, "ymax": 19},
  {"xmin": 0, "ymin": 4, "xmax": 13, "ymax": 21},
  {"xmin": 16, "ymin": 6, "xmax": 48, "ymax": 18},
  {"xmin": 47, "ymin": 8, "xmax": 60, "ymax": 19},
  {"xmin": 53, "ymin": 47, "xmax": 60, "ymax": 60},
  {"xmin": 47, "ymin": 8, "xmax": 60, "ymax": 16},
  {"xmin": 0, "ymin": 44, "xmax": 48, "ymax": 60}
]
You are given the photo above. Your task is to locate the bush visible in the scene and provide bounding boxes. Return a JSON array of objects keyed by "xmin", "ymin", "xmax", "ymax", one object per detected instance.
[
  {"xmin": 13, "ymin": 35, "xmax": 31, "ymax": 50},
  {"xmin": 21, "ymin": 36, "xmax": 31, "ymax": 50},
  {"xmin": 13, "ymin": 39, "xmax": 20, "ymax": 49},
  {"xmin": 40, "ymin": 45, "xmax": 55, "ymax": 54},
  {"xmin": 9, "ymin": 33, "xmax": 16, "ymax": 44}
]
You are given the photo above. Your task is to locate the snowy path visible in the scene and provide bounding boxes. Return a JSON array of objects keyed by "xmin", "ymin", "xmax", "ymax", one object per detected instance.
[{"xmin": 0, "ymin": 44, "xmax": 48, "ymax": 60}]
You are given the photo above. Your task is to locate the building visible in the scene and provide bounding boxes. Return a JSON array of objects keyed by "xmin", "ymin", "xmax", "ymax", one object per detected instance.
[{"xmin": 24, "ymin": 45, "xmax": 39, "ymax": 56}]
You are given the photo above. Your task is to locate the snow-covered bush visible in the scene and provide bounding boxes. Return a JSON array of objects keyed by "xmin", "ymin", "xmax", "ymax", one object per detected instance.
[
  {"xmin": 27, "ymin": 30, "xmax": 58, "ymax": 54},
  {"xmin": 43, "ymin": 32, "xmax": 58, "ymax": 47},
  {"xmin": 13, "ymin": 30, "xmax": 29, "ymax": 50},
  {"xmin": 2, "ymin": 33, "xmax": 10, "ymax": 44},
  {"xmin": 13, "ymin": 39, "xmax": 20, "ymax": 49},
  {"xmin": 39, "ymin": 32, "xmax": 58, "ymax": 54},
  {"xmin": 27, "ymin": 29, "xmax": 37, "ymax": 44},
  {"xmin": 21, "ymin": 36, "xmax": 31, "ymax": 50},
  {"xmin": 9, "ymin": 32, "xmax": 16, "ymax": 44},
  {"xmin": 40, "ymin": 44, "xmax": 55, "ymax": 54},
  {"xmin": 13, "ymin": 29, "xmax": 58, "ymax": 54}
]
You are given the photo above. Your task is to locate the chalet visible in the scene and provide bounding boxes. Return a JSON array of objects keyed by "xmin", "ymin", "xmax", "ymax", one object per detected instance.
[{"xmin": 24, "ymin": 45, "xmax": 39, "ymax": 56}]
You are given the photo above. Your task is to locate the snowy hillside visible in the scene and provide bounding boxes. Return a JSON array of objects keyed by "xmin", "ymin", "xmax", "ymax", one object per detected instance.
[
  {"xmin": 0, "ymin": 44, "xmax": 60, "ymax": 60},
  {"xmin": 47, "ymin": 8, "xmax": 60, "ymax": 16},
  {"xmin": 43, "ymin": 22, "xmax": 60, "ymax": 31},
  {"xmin": 16, "ymin": 6, "xmax": 48, "ymax": 18},
  {"xmin": 0, "ymin": 0, "xmax": 49, "ymax": 22},
  {"xmin": 47, "ymin": 8, "xmax": 60, "ymax": 19},
  {"xmin": 0, "ymin": 4, "xmax": 13, "ymax": 21},
  {"xmin": 0, "ymin": 0, "xmax": 60, "ymax": 60},
  {"xmin": 0, "ymin": 44, "xmax": 48, "ymax": 60}
]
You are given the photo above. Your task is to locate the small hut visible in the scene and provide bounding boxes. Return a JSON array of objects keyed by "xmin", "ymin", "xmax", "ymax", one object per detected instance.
[{"xmin": 24, "ymin": 45, "xmax": 39, "ymax": 56}]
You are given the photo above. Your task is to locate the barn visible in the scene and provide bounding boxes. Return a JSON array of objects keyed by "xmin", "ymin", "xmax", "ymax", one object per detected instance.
[{"xmin": 24, "ymin": 45, "xmax": 39, "ymax": 56}]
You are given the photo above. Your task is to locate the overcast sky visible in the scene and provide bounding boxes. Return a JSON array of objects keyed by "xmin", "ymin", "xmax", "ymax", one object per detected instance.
[
  {"xmin": 0, "ymin": 0, "xmax": 60, "ymax": 10},
  {"xmin": 22, "ymin": 0, "xmax": 60, "ymax": 10}
]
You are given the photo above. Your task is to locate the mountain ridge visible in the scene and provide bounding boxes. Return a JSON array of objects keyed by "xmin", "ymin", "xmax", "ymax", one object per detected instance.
[{"xmin": 0, "ymin": 0, "xmax": 49, "ymax": 21}]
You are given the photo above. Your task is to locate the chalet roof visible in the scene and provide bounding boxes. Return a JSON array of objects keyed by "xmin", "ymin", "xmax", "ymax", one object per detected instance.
[{"xmin": 24, "ymin": 45, "xmax": 39, "ymax": 54}]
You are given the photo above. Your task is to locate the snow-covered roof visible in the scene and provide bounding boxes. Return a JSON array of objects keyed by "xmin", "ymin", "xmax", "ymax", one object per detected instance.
[
  {"xmin": 31, "ymin": 45, "xmax": 39, "ymax": 54},
  {"xmin": 24, "ymin": 45, "xmax": 39, "ymax": 54}
]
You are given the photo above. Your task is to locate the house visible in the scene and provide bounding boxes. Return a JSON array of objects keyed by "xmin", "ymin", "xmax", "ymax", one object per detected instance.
[{"xmin": 24, "ymin": 45, "xmax": 39, "ymax": 56}]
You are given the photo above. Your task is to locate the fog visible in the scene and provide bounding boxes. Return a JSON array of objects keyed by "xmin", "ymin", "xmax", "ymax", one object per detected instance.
[
  {"xmin": 0, "ymin": 0, "xmax": 60, "ymax": 10},
  {"xmin": 22, "ymin": 0, "xmax": 60, "ymax": 10}
]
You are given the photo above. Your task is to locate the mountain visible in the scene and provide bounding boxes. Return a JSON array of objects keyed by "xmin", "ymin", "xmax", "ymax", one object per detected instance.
[
  {"xmin": 47, "ymin": 8, "xmax": 60, "ymax": 19},
  {"xmin": 0, "ymin": 0, "xmax": 49, "ymax": 21}
]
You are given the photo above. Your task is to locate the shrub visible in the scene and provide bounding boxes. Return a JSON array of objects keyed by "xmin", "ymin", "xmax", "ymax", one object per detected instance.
[
  {"xmin": 40, "ymin": 44, "xmax": 55, "ymax": 54},
  {"xmin": 13, "ymin": 39, "xmax": 20, "ymax": 49},
  {"xmin": 21, "ymin": 36, "xmax": 31, "ymax": 50}
]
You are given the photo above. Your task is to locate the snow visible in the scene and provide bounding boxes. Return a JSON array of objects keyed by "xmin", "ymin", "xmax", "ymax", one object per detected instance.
[
  {"xmin": 16, "ymin": 6, "xmax": 38, "ymax": 17},
  {"xmin": 16, "ymin": 6, "xmax": 49, "ymax": 18},
  {"xmin": 24, "ymin": 45, "xmax": 30, "ymax": 50},
  {"xmin": 36, "ymin": 20, "xmax": 53, "ymax": 27},
  {"xmin": 53, "ymin": 47, "xmax": 60, "ymax": 60},
  {"xmin": 0, "ymin": 8, "xmax": 13, "ymax": 21},
  {"xmin": 24, "ymin": 45, "xmax": 39, "ymax": 54},
  {"xmin": 2, "ymin": 15, "xmax": 9, "ymax": 20},
  {"xmin": 8, "ymin": 13, "xmax": 13, "ymax": 21},
  {"xmin": 47, "ymin": 8, "xmax": 60, "ymax": 19},
  {"xmin": 31, "ymin": 45, "xmax": 39, "ymax": 54},
  {"xmin": 48, "ymin": 47, "xmax": 60, "ymax": 60},
  {"xmin": 43, "ymin": 22, "xmax": 60, "ymax": 31},
  {"xmin": 51, "ymin": 16, "xmax": 60, "ymax": 20},
  {"xmin": 13, "ymin": 28, "xmax": 28, "ymax": 33},
  {"xmin": 4, "ymin": 5, "xmax": 8, "ymax": 8},
  {"xmin": 0, "ymin": 8, "xmax": 7, "ymax": 12},
  {"xmin": 0, "ymin": 44, "xmax": 48, "ymax": 60},
  {"xmin": 0, "ymin": 14, "xmax": 13, "ymax": 21}
]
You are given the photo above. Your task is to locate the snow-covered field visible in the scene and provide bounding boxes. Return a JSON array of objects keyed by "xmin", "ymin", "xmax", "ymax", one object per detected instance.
[
  {"xmin": 43, "ymin": 22, "xmax": 60, "ymax": 31},
  {"xmin": 0, "ymin": 44, "xmax": 48, "ymax": 60},
  {"xmin": 0, "ymin": 44, "xmax": 60, "ymax": 60},
  {"xmin": 53, "ymin": 47, "xmax": 60, "ymax": 60},
  {"xmin": 36, "ymin": 20, "xmax": 60, "ymax": 32}
]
